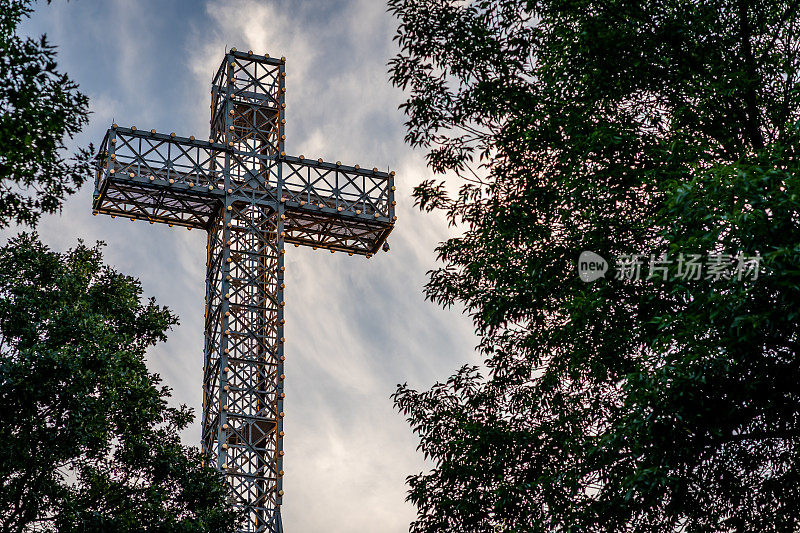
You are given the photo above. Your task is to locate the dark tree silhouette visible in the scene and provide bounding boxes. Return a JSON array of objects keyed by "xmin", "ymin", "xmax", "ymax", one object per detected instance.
[{"xmin": 389, "ymin": 1, "xmax": 800, "ymax": 530}]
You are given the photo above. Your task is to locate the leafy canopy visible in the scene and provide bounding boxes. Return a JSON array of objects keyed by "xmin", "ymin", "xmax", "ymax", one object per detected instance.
[
  {"xmin": 389, "ymin": 0, "xmax": 800, "ymax": 531},
  {"xmin": 0, "ymin": 234, "xmax": 238, "ymax": 532},
  {"xmin": 0, "ymin": 0, "xmax": 92, "ymax": 228}
]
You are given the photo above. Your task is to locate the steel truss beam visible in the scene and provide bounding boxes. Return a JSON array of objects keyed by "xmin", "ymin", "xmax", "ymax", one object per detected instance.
[{"xmin": 91, "ymin": 50, "xmax": 396, "ymax": 533}]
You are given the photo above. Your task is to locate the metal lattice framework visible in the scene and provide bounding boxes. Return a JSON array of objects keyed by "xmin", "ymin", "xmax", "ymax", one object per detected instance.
[{"xmin": 92, "ymin": 50, "xmax": 396, "ymax": 533}]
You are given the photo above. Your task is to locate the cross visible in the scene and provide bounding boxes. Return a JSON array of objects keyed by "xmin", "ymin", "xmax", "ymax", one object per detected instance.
[{"xmin": 91, "ymin": 49, "xmax": 396, "ymax": 533}]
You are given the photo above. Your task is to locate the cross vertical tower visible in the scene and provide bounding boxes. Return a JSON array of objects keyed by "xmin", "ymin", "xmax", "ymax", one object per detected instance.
[{"xmin": 92, "ymin": 50, "xmax": 396, "ymax": 533}]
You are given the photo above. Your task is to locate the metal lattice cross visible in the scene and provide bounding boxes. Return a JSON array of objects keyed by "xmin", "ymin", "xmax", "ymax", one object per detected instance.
[{"xmin": 91, "ymin": 50, "xmax": 396, "ymax": 533}]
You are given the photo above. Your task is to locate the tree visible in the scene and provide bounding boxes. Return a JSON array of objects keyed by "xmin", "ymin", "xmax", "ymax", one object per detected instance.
[
  {"xmin": 0, "ymin": 0, "xmax": 93, "ymax": 228},
  {"xmin": 0, "ymin": 234, "xmax": 238, "ymax": 532},
  {"xmin": 389, "ymin": 0, "xmax": 800, "ymax": 531}
]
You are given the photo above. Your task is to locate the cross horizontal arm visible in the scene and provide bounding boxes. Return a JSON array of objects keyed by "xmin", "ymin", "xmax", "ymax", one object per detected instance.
[{"xmin": 92, "ymin": 125, "xmax": 398, "ymax": 253}]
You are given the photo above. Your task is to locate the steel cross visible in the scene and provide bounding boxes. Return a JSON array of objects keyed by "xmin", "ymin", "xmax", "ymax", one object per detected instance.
[{"xmin": 91, "ymin": 50, "xmax": 396, "ymax": 533}]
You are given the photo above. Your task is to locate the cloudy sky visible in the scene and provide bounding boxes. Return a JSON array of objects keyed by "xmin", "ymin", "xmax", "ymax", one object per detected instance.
[{"xmin": 12, "ymin": 1, "xmax": 479, "ymax": 531}]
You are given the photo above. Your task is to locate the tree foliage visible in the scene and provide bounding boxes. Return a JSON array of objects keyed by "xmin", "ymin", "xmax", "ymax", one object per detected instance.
[
  {"xmin": 0, "ymin": 0, "xmax": 92, "ymax": 228},
  {"xmin": 389, "ymin": 0, "xmax": 800, "ymax": 530},
  {"xmin": 0, "ymin": 234, "xmax": 238, "ymax": 532}
]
